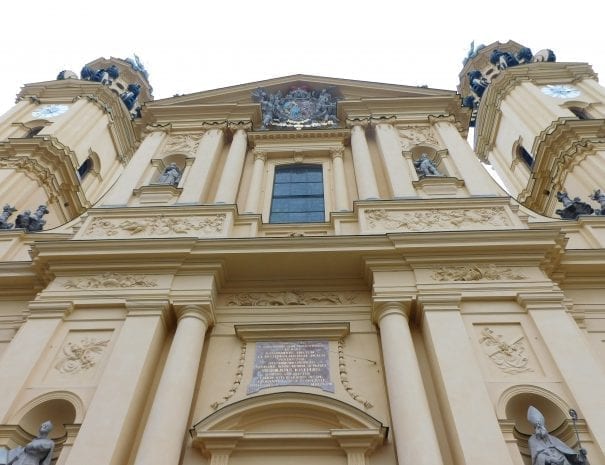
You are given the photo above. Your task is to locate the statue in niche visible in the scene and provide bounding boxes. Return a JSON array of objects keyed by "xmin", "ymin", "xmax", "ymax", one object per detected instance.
[
  {"xmin": 527, "ymin": 406, "xmax": 584, "ymax": 465},
  {"xmin": 15, "ymin": 205, "xmax": 49, "ymax": 232},
  {"xmin": 414, "ymin": 154, "xmax": 443, "ymax": 177},
  {"xmin": 0, "ymin": 204, "xmax": 16, "ymax": 229},
  {"xmin": 154, "ymin": 163, "xmax": 182, "ymax": 186},
  {"xmin": 6, "ymin": 420, "xmax": 54, "ymax": 465},
  {"xmin": 555, "ymin": 192, "xmax": 594, "ymax": 220},
  {"xmin": 590, "ymin": 189, "xmax": 605, "ymax": 215}
]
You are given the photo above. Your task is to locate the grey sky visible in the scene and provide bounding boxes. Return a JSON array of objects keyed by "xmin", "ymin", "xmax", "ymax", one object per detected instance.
[{"xmin": 1, "ymin": 1, "xmax": 603, "ymax": 112}]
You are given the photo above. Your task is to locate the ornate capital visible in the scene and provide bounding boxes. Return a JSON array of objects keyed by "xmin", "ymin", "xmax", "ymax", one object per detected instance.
[
  {"xmin": 227, "ymin": 121, "xmax": 253, "ymax": 133},
  {"xmin": 370, "ymin": 116, "xmax": 397, "ymax": 128},
  {"xmin": 174, "ymin": 303, "xmax": 214, "ymax": 327},
  {"xmin": 251, "ymin": 149, "xmax": 267, "ymax": 162},
  {"xmin": 330, "ymin": 146, "xmax": 345, "ymax": 159},
  {"xmin": 371, "ymin": 298, "xmax": 413, "ymax": 324},
  {"xmin": 428, "ymin": 114, "xmax": 456, "ymax": 125},
  {"xmin": 345, "ymin": 117, "xmax": 370, "ymax": 129}
]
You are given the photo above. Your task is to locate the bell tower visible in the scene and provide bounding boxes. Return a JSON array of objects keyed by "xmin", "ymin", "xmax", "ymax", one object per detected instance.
[
  {"xmin": 0, "ymin": 55, "xmax": 152, "ymax": 230},
  {"xmin": 460, "ymin": 40, "xmax": 605, "ymax": 219}
]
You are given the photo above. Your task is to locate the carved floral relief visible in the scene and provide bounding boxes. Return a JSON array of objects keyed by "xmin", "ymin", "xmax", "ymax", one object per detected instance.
[
  {"xmin": 365, "ymin": 208, "xmax": 511, "ymax": 232},
  {"xmin": 478, "ymin": 327, "xmax": 533, "ymax": 374},
  {"xmin": 432, "ymin": 265, "xmax": 526, "ymax": 281},
  {"xmin": 162, "ymin": 134, "xmax": 202, "ymax": 155},
  {"xmin": 63, "ymin": 272, "xmax": 158, "ymax": 289},
  {"xmin": 54, "ymin": 337, "xmax": 111, "ymax": 374},
  {"xmin": 84, "ymin": 214, "xmax": 226, "ymax": 238},
  {"xmin": 225, "ymin": 291, "xmax": 358, "ymax": 306},
  {"xmin": 398, "ymin": 126, "xmax": 440, "ymax": 149}
]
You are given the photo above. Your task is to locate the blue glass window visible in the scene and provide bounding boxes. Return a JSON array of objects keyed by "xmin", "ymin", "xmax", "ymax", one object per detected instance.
[{"xmin": 269, "ymin": 164, "xmax": 325, "ymax": 223}]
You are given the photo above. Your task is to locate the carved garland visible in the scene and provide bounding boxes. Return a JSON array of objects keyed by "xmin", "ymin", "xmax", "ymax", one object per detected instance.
[
  {"xmin": 210, "ymin": 342, "xmax": 247, "ymax": 410},
  {"xmin": 365, "ymin": 208, "xmax": 511, "ymax": 231},
  {"xmin": 225, "ymin": 291, "xmax": 358, "ymax": 306},
  {"xmin": 338, "ymin": 338, "xmax": 373, "ymax": 408},
  {"xmin": 63, "ymin": 272, "xmax": 158, "ymax": 289},
  {"xmin": 84, "ymin": 214, "xmax": 226, "ymax": 237},
  {"xmin": 54, "ymin": 337, "xmax": 111, "ymax": 374},
  {"xmin": 432, "ymin": 265, "xmax": 526, "ymax": 281}
]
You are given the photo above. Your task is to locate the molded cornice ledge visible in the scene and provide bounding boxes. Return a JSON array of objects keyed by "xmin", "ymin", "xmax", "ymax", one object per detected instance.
[
  {"xmin": 417, "ymin": 293, "xmax": 462, "ymax": 312},
  {"xmin": 125, "ymin": 299, "xmax": 172, "ymax": 325},
  {"xmin": 516, "ymin": 291, "xmax": 566, "ymax": 311},
  {"xmin": 27, "ymin": 300, "xmax": 74, "ymax": 320}
]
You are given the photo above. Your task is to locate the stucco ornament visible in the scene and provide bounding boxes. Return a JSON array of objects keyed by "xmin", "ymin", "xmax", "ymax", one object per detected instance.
[
  {"xmin": 54, "ymin": 337, "xmax": 110, "ymax": 374},
  {"xmin": 210, "ymin": 342, "xmax": 247, "ymax": 410},
  {"xmin": 527, "ymin": 406, "xmax": 582, "ymax": 465},
  {"xmin": 63, "ymin": 272, "xmax": 158, "ymax": 289},
  {"xmin": 338, "ymin": 338, "xmax": 373, "ymax": 408},
  {"xmin": 162, "ymin": 134, "xmax": 202, "ymax": 155},
  {"xmin": 478, "ymin": 328, "xmax": 532, "ymax": 374},
  {"xmin": 226, "ymin": 291, "xmax": 357, "ymax": 306},
  {"xmin": 432, "ymin": 264, "xmax": 526, "ymax": 281},
  {"xmin": 84, "ymin": 214, "xmax": 226, "ymax": 237},
  {"xmin": 398, "ymin": 125, "xmax": 440, "ymax": 149},
  {"xmin": 252, "ymin": 86, "xmax": 339, "ymax": 130},
  {"xmin": 6, "ymin": 421, "xmax": 54, "ymax": 465}
]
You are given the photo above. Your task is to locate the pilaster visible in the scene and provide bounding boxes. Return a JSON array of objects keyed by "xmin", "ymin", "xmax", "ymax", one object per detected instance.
[
  {"xmin": 373, "ymin": 120, "xmax": 415, "ymax": 197},
  {"xmin": 347, "ymin": 119, "xmax": 380, "ymax": 200}
]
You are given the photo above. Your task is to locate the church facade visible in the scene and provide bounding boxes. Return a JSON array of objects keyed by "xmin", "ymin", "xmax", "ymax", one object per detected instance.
[{"xmin": 0, "ymin": 41, "xmax": 604, "ymax": 465}]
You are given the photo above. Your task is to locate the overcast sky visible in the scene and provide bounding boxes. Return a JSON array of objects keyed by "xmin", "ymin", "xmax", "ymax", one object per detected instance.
[{"xmin": 1, "ymin": 1, "xmax": 603, "ymax": 112}]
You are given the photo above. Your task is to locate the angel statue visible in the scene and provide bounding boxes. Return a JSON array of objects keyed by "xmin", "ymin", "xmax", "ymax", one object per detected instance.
[
  {"xmin": 527, "ymin": 406, "xmax": 584, "ymax": 465},
  {"xmin": 6, "ymin": 420, "xmax": 54, "ymax": 465}
]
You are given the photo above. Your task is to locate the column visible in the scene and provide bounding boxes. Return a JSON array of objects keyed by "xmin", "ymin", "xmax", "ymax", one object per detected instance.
[
  {"xmin": 244, "ymin": 149, "xmax": 267, "ymax": 213},
  {"xmin": 372, "ymin": 300, "xmax": 444, "ymax": 465},
  {"xmin": 419, "ymin": 295, "xmax": 515, "ymax": 465},
  {"xmin": 101, "ymin": 130, "xmax": 167, "ymax": 205},
  {"xmin": 348, "ymin": 120, "xmax": 380, "ymax": 200},
  {"xmin": 430, "ymin": 115, "xmax": 504, "ymax": 196},
  {"xmin": 519, "ymin": 293, "xmax": 605, "ymax": 454},
  {"xmin": 214, "ymin": 123, "xmax": 250, "ymax": 204},
  {"xmin": 0, "ymin": 301, "xmax": 72, "ymax": 422},
  {"xmin": 374, "ymin": 122, "xmax": 415, "ymax": 197},
  {"xmin": 179, "ymin": 127, "xmax": 225, "ymax": 204},
  {"xmin": 132, "ymin": 304, "xmax": 214, "ymax": 465},
  {"xmin": 331, "ymin": 147, "xmax": 350, "ymax": 211},
  {"xmin": 65, "ymin": 300, "xmax": 170, "ymax": 465}
]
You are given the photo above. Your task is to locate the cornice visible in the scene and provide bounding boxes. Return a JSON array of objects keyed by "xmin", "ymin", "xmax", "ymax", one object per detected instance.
[
  {"xmin": 475, "ymin": 63, "xmax": 598, "ymax": 157},
  {"xmin": 521, "ymin": 118, "xmax": 605, "ymax": 212}
]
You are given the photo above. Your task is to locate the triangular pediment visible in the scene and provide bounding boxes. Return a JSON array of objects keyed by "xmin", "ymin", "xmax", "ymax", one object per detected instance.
[{"xmin": 150, "ymin": 74, "xmax": 456, "ymax": 107}]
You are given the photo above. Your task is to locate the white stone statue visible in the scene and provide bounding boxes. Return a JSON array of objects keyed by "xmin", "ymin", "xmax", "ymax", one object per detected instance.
[
  {"xmin": 7, "ymin": 421, "xmax": 54, "ymax": 465},
  {"xmin": 527, "ymin": 406, "xmax": 580, "ymax": 465}
]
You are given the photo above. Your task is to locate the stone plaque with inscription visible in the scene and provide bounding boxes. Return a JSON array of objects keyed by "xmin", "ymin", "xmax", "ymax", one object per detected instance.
[{"xmin": 248, "ymin": 340, "xmax": 334, "ymax": 394}]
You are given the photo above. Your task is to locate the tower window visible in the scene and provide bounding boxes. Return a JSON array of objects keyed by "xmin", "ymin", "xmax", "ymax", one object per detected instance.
[
  {"xmin": 77, "ymin": 158, "xmax": 93, "ymax": 179},
  {"xmin": 568, "ymin": 107, "xmax": 591, "ymax": 120},
  {"xmin": 269, "ymin": 164, "xmax": 324, "ymax": 223},
  {"xmin": 517, "ymin": 146, "xmax": 534, "ymax": 169}
]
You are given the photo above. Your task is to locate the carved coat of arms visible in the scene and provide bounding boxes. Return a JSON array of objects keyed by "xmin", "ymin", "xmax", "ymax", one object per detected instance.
[{"xmin": 252, "ymin": 86, "xmax": 339, "ymax": 130}]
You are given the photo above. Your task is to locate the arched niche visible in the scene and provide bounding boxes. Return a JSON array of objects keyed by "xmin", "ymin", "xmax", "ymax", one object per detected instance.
[
  {"xmin": 150, "ymin": 153, "xmax": 187, "ymax": 185},
  {"xmin": 191, "ymin": 392, "xmax": 387, "ymax": 465}
]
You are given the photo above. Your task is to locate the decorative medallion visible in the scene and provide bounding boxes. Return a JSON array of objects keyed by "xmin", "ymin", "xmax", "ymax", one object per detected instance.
[
  {"xmin": 478, "ymin": 327, "xmax": 533, "ymax": 374},
  {"xmin": 31, "ymin": 104, "xmax": 69, "ymax": 119},
  {"xmin": 252, "ymin": 86, "xmax": 339, "ymax": 130},
  {"xmin": 541, "ymin": 85, "xmax": 581, "ymax": 99},
  {"xmin": 54, "ymin": 337, "xmax": 110, "ymax": 374}
]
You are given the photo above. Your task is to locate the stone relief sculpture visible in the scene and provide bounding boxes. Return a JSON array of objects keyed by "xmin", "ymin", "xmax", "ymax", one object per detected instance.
[
  {"xmin": 365, "ymin": 207, "xmax": 510, "ymax": 232},
  {"xmin": 252, "ymin": 86, "xmax": 339, "ymax": 130},
  {"xmin": 527, "ymin": 406, "xmax": 586, "ymax": 465},
  {"xmin": 478, "ymin": 327, "xmax": 532, "ymax": 374},
  {"xmin": 54, "ymin": 337, "xmax": 110, "ymax": 374},
  {"xmin": 84, "ymin": 214, "xmax": 226, "ymax": 237},
  {"xmin": 398, "ymin": 126, "xmax": 440, "ymax": 149},
  {"xmin": 162, "ymin": 134, "xmax": 202, "ymax": 154},
  {"xmin": 225, "ymin": 291, "xmax": 358, "ymax": 306},
  {"xmin": 414, "ymin": 154, "xmax": 443, "ymax": 177},
  {"xmin": 432, "ymin": 264, "xmax": 526, "ymax": 281},
  {"xmin": 63, "ymin": 272, "xmax": 158, "ymax": 289},
  {"xmin": 15, "ymin": 205, "xmax": 49, "ymax": 232},
  {"xmin": 153, "ymin": 162, "xmax": 182, "ymax": 186},
  {"xmin": 6, "ymin": 421, "xmax": 54, "ymax": 465},
  {"xmin": 0, "ymin": 204, "xmax": 17, "ymax": 229}
]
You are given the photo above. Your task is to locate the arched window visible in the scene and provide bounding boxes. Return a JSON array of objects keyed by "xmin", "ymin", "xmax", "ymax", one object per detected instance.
[
  {"xmin": 568, "ymin": 106, "xmax": 591, "ymax": 120},
  {"xmin": 517, "ymin": 146, "xmax": 534, "ymax": 169},
  {"xmin": 77, "ymin": 158, "xmax": 93, "ymax": 179},
  {"xmin": 269, "ymin": 164, "xmax": 324, "ymax": 223}
]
